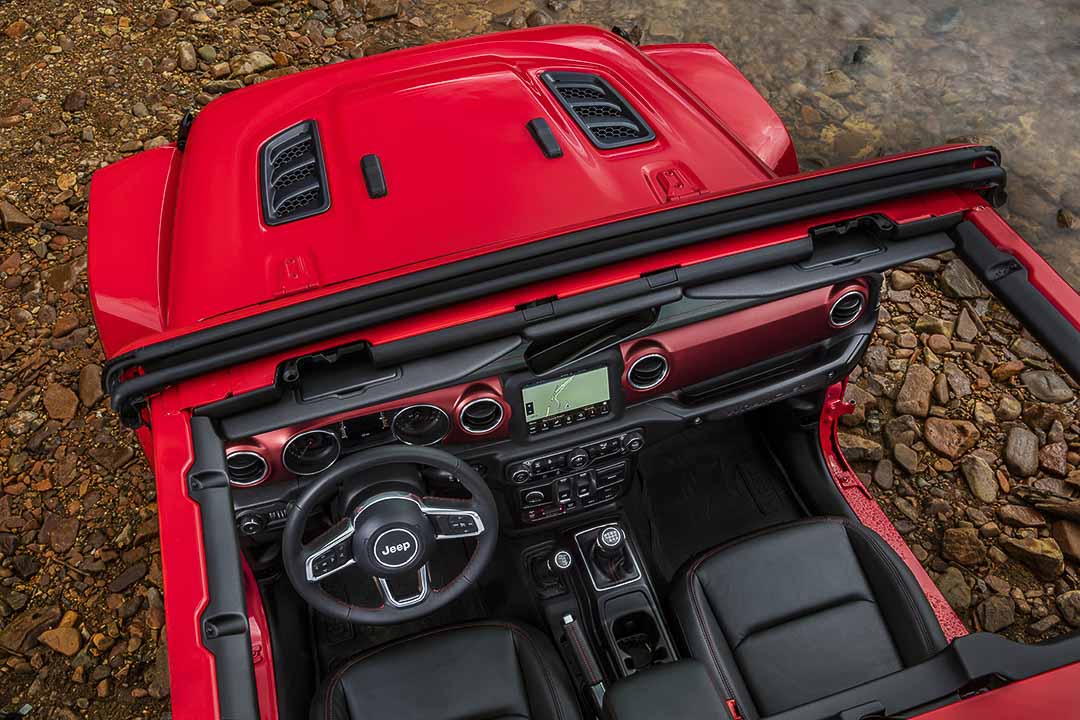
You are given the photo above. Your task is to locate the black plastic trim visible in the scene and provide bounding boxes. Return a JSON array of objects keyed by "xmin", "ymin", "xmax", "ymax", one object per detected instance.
[
  {"xmin": 527, "ymin": 117, "xmax": 564, "ymax": 158},
  {"xmin": 260, "ymin": 120, "xmax": 331, "ymax": 226},
  {"xmin": 187, "ymin": 417, "xmax": 260, "ymax": 720},
  {"xmin": 541, "ymin": 71, "xmax": 656, "ymax": 149},
  {"xmin": 952, "ymin": 221, "xmax": 1080, "ymax": 381},
  {"xmin": 360, "ymin": 154, "xmax": 387, "ymax": 199},
  {"xmin": 103, "ymin": 146, "xmax": 1003, "ymax": 427}
]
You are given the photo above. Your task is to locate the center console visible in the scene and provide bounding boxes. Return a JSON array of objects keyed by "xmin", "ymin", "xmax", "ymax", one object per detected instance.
[{"xmin": 505, "ymin": 429, "xmax": 644, "ymax": 524}]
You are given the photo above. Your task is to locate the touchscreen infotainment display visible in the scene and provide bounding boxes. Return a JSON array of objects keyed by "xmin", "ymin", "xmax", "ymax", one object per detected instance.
[{"xmin": 522, "ymin": 366, "xmax": 611, "ymax": 434}]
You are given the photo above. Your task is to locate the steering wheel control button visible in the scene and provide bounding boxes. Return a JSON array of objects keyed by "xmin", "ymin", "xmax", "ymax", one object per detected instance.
[
  {"xmin": 309, "ymin": 539, "xmax": 354, "ymax": 581},
  {"xmin": 372, "ymin": 527, "xmax": 420, "ymax": 570},
  {"xmin": 432, "ymin": 513, "xmax": 480, "ymax": 538}
]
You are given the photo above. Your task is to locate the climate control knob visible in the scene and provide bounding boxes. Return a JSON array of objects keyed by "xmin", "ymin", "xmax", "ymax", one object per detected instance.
[
  {"xmin": 239, "ymin": 513, "xmax": 267, "ymax": 536},
  {"xmin": 622, "ymin": 431, "xmax": 645, "ymax": 453},
  {"xmin": 567, "ymin": 448, "xmax": 589, "ymax": 469}
]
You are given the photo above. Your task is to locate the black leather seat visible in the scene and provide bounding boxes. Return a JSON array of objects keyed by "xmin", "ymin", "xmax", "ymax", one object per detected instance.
[
  {"xmin": 670, "ymin": 518, "xmax": 947, "ymax": 718},
  {"xmin": 310, "ymin": 622, "xmax": 583, "ymax": 720}
]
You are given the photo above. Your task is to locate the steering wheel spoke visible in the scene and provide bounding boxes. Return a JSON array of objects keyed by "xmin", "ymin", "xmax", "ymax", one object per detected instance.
[
  {"xmin": 375, "ymin": 564, "xmax": 431, "ymax": 608},
  {"xmin": 303, "ymin": 517, "xmax": 356, "ymax": 583},
  {"xmin": 419, "ymin": 497, "xmax": 486, "ymax": 541}
]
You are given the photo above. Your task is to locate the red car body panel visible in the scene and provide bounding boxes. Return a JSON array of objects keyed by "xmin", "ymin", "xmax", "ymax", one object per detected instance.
[{"xmin": 85, "ymin": 26, "xmax": 1080, "ymax": 720}]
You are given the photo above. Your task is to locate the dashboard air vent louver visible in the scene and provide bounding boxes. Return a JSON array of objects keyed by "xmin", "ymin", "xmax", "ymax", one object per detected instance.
[
  {"xmin": 541, "ymin": 72, "xmax": 655, "ymax": 149},
  {"xmin": 225, "ymin": 450, "xmax": 269, "ymax": 486},
  {"xmin": 628, "ymin": 354, "xmax": 669, "ymax": 390},
  {"xmin": 829, "ymin": 291, "xmax": 865, "ymax": 328},
  {"xmin": 459, "ymin": 398, "xmax": 504, "ymax": 435},
  {"xmin": 260, "ymin": 120, "xmax": 330, "ymax": 226}
]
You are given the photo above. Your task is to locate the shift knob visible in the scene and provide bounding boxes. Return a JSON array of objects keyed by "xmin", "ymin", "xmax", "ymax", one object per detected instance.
[{"xmin": 594, "ymin": 526, "xmax": 625, "ymax": 558}]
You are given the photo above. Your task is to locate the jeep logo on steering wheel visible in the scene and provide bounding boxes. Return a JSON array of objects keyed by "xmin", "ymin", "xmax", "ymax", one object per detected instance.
[{"xmin": 372, "ymin": 528, "xmax": 420, "ymax": 569}]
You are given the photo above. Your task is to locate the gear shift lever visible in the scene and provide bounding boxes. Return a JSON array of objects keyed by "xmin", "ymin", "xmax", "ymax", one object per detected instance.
[{"xmin": 591, "ymin": 525, "xmax": 631, "ymax": 582}]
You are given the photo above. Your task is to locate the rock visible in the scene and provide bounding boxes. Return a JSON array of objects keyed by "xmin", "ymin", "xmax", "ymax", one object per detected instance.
[
  {"xmin": 884, "ymin": 415, "xmax": 919, "ymax": 449},
  {"xmin": 5, "ymin": 19, "xmax": 30, "ymax": 38},
  {"xmin": 935, "ymin": 566, "xmax": 971, "ymax": 610},
  {"xmin": 526, "ymin": 9, "xmax": 555, "ymax": 26},
  {"xmin": 108, "ymin": 562, "xmax": 148, "ymax": 592},
  {"xmin": 961, "ymin": 455, "xmax": 997, "ymax": 502},
  {"xmin": 1021, "ymin": 403, "xmax": 1070, "ymax": 431},
  {"xmin": 230, "ymin": 51, "xmax": 275, "ymax": 76},
  {"xmin": 1004, "ymin": 426, "xmax": 1039, "ymax": 477},
  {"xmin": 62, "ymin": 89, "xmax": 88, "ymax": 112},
  {"xmin": 40, "ymin": 513, "xmax": 80, "ymax": 553},
  {"xmin": 897, "ymin": 332, "xmax": 917, "ymax": 349},
  {"xmin": 38, "ymin": 626, "xmax": 81, "ymax": 656},
  {"xmin": 0, "ymin": 606, "xmax": 61, "ymax": 654},
  {"xmin": 872, "ymin": 459, "xmax": 895, "ymax": 489},
  {"xmin": 992, "ymin": 360, "xmax": 1025, "ymax": 382},
  {"xmin": 894, "ymin": 497, "xmax": 919, "ymax": 521},
  {"xmin": 996, "ymin": 394, "xmax": 1021, "ymax": 420},
  {"xmin": 977, "ymin": 596, "xmax": 1016, "ymax": 632},
  {"xmin": 942, "ymin": 362, "xmax": 972, "ymax": 398},
  {"xmin": 1059, "ymin": 208, "xmax": 1080, "ymax": 231},
  {"xmin": 0, "ymin": 199, "xmax": 34, "ymax": 231},
  {"xmin": 972, "ymin": 400, "xmax": 995, "ymax": 428},
  {"xmin": 1029, "ymin": 615, "xmax": 1060, "ymax": 635},
  {"xmin": 1039, "ymin": 441, "xmax": 1068, "ymax": 477},
  {"xmin": 894, "ymin": 444, "xmax": 919, "ymax": 474},
  {"xmin": 924, "ymin": 418, "xmax": 979, "ymax": 459},
  {"xmin": 1052, "ymin": 520, "xmax": 1080, "ymax": 562},
  {"xmin": 365, "ymin": 0, "xmax": 401, "ymax": 20},
  {"xmin": 43, "ymin": 383, "xmax": 78, "ymax": 421},
  {"xmin": 197, "ymin": 45, "xmax": 217, "ymax": 63},
  {"xmin": 927, "ymin": 334, "xmax": 951, "ymax": 354},
  {"xmin": 942, "ymin": 527, "xmax": 986, "ymax": 566},
  {"xmin": 954, "ymin": 309, "xmax": 979, "ymax": 341},
  {"xmin": 997, "ymin": 505, "xmax": 1046, "ymax": 528},
  {"xmin": 841, "ymin": 383, "xmax": 876, "ymax": 426},
  {"xmin": 178, "ymin": 41, "xmax": 197, "ymax": 71},
  {"xmin": 939, "ymin": 259, "xmax": 987, "ymax": 298},
  {"xmin": 837, "ymin": 433, "xmax": 883, "ymax": 462},
  {"xmin": 999, "ymin": 536, "xmax": 1064, "ymax": 580},
  {"xmin": 915, "ymin": 315, "xmax": 951, "ymax": 336},
  {"xmin": 1058, "ymin": 590, "xmax": 1080, "ymax": 627},
  {"xmin": 155, "ymin": 8, "xmax": 179, "ymax": 26},
  {"xmin": 148, "ymin": 628, "xmax": 171, "ymax": 699},
  {"xmin": 78, "ymin": 364, "xmax": 104, "ymax": 408},
  {"xmin": 890, "ymin": 269, "xmax": 916, "ymax": 290},
  {"xmin": 896, "ymin": 364, "xmax": 935, "ymax": 417},
  {"xmin": 1010, "ymin": 337, "xmax": 1048, "ymax": 361},
  {"xmin": 1021, "ymin": 371, "xmax": 1074, "ymax": 403}
]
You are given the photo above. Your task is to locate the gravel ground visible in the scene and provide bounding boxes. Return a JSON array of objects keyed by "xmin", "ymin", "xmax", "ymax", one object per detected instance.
[{"xmin": 1, "ymin": 1, "xmax": 1078, "ymax": 718}]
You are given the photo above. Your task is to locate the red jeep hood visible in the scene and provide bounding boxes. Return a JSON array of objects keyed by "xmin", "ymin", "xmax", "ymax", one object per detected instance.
[{"xmin": 158, "ymin": 26, "xmax": 773, "ymax": 329}]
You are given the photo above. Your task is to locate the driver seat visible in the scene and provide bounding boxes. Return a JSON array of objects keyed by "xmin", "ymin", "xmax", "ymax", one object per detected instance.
[{"xmin": 311, "ymin": 621, "xmax": 583, "ymax": 720}]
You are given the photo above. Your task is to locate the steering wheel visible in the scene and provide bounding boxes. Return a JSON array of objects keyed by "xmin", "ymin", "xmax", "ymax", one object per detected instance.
[{"xmin": 282, "ymin": 445, "xmax": 498, "ymax": 624}]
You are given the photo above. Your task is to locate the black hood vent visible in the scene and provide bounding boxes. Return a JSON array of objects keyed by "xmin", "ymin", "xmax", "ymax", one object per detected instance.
[
  {"xmin": 541, "ymin": 72, "xmax": 655, "ymax": 149},
  {"xmin": 260, "ymin": 120, "xmax": 330, "ymax": 226}
]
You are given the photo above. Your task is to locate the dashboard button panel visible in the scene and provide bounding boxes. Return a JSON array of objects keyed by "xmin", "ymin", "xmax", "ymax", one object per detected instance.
[{"xmin": 507, "ymin": 429, "xmax": 643, "ymax": 524}]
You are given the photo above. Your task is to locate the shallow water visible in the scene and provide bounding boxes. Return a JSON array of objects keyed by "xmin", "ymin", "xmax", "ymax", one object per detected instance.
[{"xmin": 567, "ymin": 0, "xmax": 1080, "ymax": 285}]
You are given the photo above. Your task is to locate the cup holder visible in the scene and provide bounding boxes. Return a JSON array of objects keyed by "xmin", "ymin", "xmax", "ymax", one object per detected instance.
[{"xmin": 611, "ymin": 610, "xmax": 669, "ymax": 672}]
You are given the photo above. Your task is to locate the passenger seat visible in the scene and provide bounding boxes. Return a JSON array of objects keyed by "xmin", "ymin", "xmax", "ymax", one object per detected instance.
[{"xmin": 670, "ymin": 518, "xmax": 947, "ymax": 718}]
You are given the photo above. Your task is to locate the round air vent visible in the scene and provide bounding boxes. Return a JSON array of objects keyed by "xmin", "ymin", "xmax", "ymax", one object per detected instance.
[
  {"xmin": 627, "ymin": 353, "xmax": 669, "ymax": 390},
  {"xmin": 225, "ymin": 450, "xmax": 269, "ymax": 487},
  {"xmin": 282, "ymin": 429, "xmax": 341, "ymax": 476},
  {"xmin": 391, "ymin": 405, "xmax": 450, "ymax": 446},
  {"xmin": 829, "ymin": 291, "xmax": 866, "ymax": 328},
  {"xmin": 459, "ymin": 397, "xmax": 504, "ymax": 435}
]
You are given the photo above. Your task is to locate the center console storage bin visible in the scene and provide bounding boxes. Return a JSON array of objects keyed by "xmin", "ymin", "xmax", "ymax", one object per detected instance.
[{"xmin": 602, "ymin": 660, "xmax": 732, "ymax": 720}]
